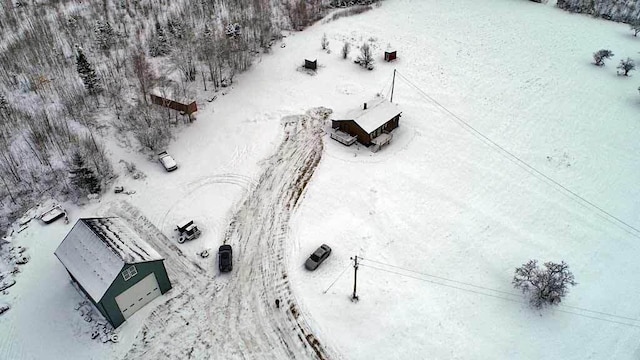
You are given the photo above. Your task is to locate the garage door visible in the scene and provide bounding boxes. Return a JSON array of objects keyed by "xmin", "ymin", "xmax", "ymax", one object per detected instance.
[{"xmin": 115, "ymin": 273, "xmax": 161, "ymax": 319}]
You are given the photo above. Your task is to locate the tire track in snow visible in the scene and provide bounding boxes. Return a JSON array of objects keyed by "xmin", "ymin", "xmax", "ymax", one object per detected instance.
[
  {"xmin": 115, "ymin": 108, "xmax": 336, "ymax": 359},
  {"xmin": 213, "ymin": 107, "xmax": 334, "ymax": 359},
  {"xmin": 106, "ymin": 201, "xmax": 221, "ymax": 360},
  {"xmin": 157, "ymin": 173, "xmax": 257, "ymax": 234}
]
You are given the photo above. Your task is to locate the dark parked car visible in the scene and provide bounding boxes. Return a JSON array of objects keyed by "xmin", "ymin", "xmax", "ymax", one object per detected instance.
[
  {"xmin": 218, "ymin": 244, "xmax": 233, "ymax": 272},
  {"xmin": 305, "ymin": 244, "xmax": 331, "ymax": 271}
]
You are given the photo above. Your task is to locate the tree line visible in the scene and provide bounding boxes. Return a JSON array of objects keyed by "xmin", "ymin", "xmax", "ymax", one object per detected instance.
[{"xmin": 0, "ymin": 0, "xmax": 332, "ymax": 232}]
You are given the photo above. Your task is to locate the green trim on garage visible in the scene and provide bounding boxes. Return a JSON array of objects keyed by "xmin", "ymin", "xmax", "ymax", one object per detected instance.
[{"xmin": 97, "ymin": 260, "xmax": 171, "ymax": 328}]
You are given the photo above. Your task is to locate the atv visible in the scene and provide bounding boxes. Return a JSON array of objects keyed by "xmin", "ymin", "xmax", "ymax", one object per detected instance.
[{"xmin": 176, "ymin": 220, "xmax": 201, "ymax": 243}]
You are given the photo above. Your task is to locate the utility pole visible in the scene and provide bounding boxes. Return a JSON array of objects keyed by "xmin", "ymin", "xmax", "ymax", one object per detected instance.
[
  {"xmin": 350, "ymin": 255, "xmax": 359, "ymax": 302},
  {"xmin": 390, "ymin": 69, "xmax": 396, "ymax": 103}
]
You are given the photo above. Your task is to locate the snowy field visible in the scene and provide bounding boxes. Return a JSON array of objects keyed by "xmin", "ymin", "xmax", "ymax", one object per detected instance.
[{"xmin": 2, "ymin": 0, "xmax": 640, "ymax": 359}]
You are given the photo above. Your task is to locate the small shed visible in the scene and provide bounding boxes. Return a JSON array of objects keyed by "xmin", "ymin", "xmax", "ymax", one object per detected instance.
[
  {"xmin": 384, "ymin": 51, "xmax": 397, "ymax": 62},
  {"xmin": 55, "ymin": 217, "xmax": 171, "ymax": 328},
  {"xmin": 331, "ymin": 97, "xmax": 402, "ymax": 150},
  {"xmin": 304, "ymin": 59, "xmax": 318, "ymax": 70}
]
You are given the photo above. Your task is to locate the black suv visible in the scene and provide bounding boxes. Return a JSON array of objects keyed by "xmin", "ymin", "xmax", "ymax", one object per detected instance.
[{"xmin": 218, "ymin": 244, "xmax": 233, "ymax": 272}]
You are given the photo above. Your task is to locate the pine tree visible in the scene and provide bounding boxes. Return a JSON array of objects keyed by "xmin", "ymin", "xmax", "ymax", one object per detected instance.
[
  {"xmin": 95, "ymin": 20, "xmax": 115, "ymax": 51},
  {"xmin": 76, "ymin": 48, "xmax": 101, "ymax": 95},
  {"xmin": 356, "ymin": 42, "xmax": 374, "ymax": 70},
  {"xmin": 321, "ymin": 33, "xmax": 329, "ymax": 50},
  {"xmin": 342, "ymin": 42, "xmax": 351, "ymax": 59},
  {"xmin": 149, "ymin": 21, "xmax": 170, "ymax": 57},
  {"xmin": 68, "ymin": 151, "xmax": 101, "ymax": 194},
  {"xmin": 592, "ymin": 49, "xmax": 613, "ymax": 66},
  {"xmin": 166, "ymin": 18, "xmax": 184, "ymax": 40},
  {"xmin": 0, "ymin": 94, "xmax": 8, "ymax": 111}
]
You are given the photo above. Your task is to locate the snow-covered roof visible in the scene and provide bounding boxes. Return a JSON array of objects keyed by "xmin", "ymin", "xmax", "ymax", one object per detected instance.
[
  {"xmin": 54, "ymin": 217, "xmax": 163, "ymax": 302},
  {"xmin": 333, "ymin": 97, "xmax": 402, "ymax": 134}
]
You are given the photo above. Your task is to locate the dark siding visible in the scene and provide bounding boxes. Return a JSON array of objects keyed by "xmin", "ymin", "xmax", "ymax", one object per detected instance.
[
  {"xmin": 333, "ymin": 113, "xmax": 401, "ymax": 146},
  {"xmin": 332, "ymin": 120, "xmax": 371, "ymax": 145},
  {"xmin": 99, "ymin": 260, "xmax": 172, "ymax": 328},
  {"xmin": 384, "ymin": 51, "xmax": 397, "ymax": 62},
  {"xmin": 386, "ymin": 114, "xmax": 400, "ymax": 132},
  {"xmin": 65, "ymin": 270, "xmax": 99, "ymax": 307},
  {"xmin": 64, "ymin": 270, "xmax": 118, "ymax": 327}
]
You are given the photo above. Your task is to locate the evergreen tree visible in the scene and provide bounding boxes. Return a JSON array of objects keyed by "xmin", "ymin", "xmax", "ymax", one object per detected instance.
[
  {"xmin": 0, "ymin": 94, "xmax": 8, "ymax": 111},
  {"xmin": 95, "ymin": 20, "xmax": 115, "ymax": 51},
  {"xmin": 321, "ymin": 33, "xmax": 329, "ymax": 50},
  {"xmin": 149, "ymin": 21, "xmax": 170, "ymax": 57},
  {"xmin": 355, "ymin": 42, "xmax": 374, "ymax": 70},
  {"xmin": 68, "ymin": 151, "xmax": 101, "ymax": 194},
  {"xmin": 592, "ymin": 49, "xmax": 613, "ymax": 66},
  {"xmin": 342, "ymin": 42, "xmax": 351, "ymax": 59},
  {"xmin": 76, "ymin": 48, "xmax": 101, "ymax": 95},
  {"xmin": 166, "ymin": 18, "xmax": 184, "ymax": 40}
]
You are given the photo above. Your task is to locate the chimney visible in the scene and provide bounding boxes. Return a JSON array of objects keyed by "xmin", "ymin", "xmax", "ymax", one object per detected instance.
[{"xmin": 363, "ymin": 102, "xmax": 367, "ymax": 110}]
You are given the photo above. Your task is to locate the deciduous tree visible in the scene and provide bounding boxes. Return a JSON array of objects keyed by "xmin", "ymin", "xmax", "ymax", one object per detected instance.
[
  {"xmin": 617, "ymin": 57, "xmax": 635, "ymax": 76},
  {"xmin": 513, "ymin": 260, "xmax": 577, "ymax": 308}
]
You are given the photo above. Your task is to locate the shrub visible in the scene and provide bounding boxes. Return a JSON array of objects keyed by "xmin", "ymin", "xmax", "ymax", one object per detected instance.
[
  {"xmin": 592, "ymin": 49, "xmax": 614, "ymax": 66},
  {"xmin": 617, "ymin": 57, "xmax": 635, "ymax": 76}
]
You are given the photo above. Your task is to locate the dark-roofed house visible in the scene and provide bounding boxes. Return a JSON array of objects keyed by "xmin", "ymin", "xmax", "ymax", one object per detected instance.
[
  {"xmin": 55, "ymin": 217, "xmax": 171, "ymax": 328},
  {"xmin": 331, "ymin": 97, "xmax": 402, "ymax": 151}
]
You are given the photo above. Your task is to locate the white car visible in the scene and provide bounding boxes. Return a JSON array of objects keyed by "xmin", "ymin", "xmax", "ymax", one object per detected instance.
[{"xmin": 158, "ymin": 151, "xmax": 178, "ymax": 172}]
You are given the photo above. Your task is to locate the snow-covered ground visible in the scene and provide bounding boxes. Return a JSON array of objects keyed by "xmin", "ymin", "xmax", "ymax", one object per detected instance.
[{"xmin": 2, "ymin": 0, "xmax": 640, "ymax": 359}]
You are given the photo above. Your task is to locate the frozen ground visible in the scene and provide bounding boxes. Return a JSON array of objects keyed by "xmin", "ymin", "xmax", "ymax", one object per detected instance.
[
  {"xmin": 1, "ymin": 0, "xmax": 640, "ymax": 359},
  {"xmin": 290, "ymin": 0, "xmax": 640, "ymax": 359}
]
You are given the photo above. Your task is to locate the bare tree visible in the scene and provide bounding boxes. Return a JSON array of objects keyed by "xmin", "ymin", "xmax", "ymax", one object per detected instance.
[
  {"xmin": 631, "ymin": 22, "xmax": 640, "ymax": 36},
  {"xmin": 513, "ymin": 260, "xmax": 577, "ymax": 308},
  {"xmin": 617, "ymin": 57, "xmax": 635, "ymax": 76},
  {"xmin": 592, "ymin": 49, "xmax": 614, "ymax": 66},
  {"xmin": 132, "ymin": 51, "xmax": 156, "ymax": 104}
]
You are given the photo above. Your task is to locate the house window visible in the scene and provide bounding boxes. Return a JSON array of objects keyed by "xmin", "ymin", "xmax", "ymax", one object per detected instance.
[{"xmin": 122, "ymin": 265, "xmax": 137, "ymax": 281}]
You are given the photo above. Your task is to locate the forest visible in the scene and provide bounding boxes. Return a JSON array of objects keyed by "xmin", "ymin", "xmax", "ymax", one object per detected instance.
[
  {"xmin": 556, "ymin": 0, "xmax": 640, "ymax": 22},
  {"xmin": 0, "ymin": 0, "xmax": 378, "ymax": 232}
]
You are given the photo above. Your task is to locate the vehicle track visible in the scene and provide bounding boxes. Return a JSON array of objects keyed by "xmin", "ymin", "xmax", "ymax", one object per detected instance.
[{"xmin": 116, "ymin": 107, "xmax": 336, "ymax": 359}]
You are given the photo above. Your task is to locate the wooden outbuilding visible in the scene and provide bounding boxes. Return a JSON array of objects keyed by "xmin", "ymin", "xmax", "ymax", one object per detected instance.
[
  {"xmin": 331, "ymin": 97, "xmax": 401, "ymax": 151},
  {"xmin": 55, "ymin": 217, "xmax": 172, "ymax": 328},
  {"xmin": 150, "ymin": 94, "xmax": 197, "ymax": 116},
  {"xmin": 304, "ymin": 59, "xmax": 318, "ymax": 70},
  {"xmin": 384, "ymin": 51, "xmax": 397, "ymax": 62}
]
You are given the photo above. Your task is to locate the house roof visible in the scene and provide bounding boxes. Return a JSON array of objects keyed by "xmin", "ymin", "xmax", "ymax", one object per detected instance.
[
  {"xmin": 54, "ymin": 217, "xmax": 163, "ymax": 302},
  {"xmin": 333, "ymin": 97, "xmax": 401, "ymax": 134}
]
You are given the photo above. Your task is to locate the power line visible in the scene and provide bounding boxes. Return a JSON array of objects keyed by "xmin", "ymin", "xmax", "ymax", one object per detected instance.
[
  {"xmin": 360, "ymin": 262, "xmax": 529, "ymax": 304},
  {"xmin": 360, "ymin": 257, "xmax": 640, "ymax": 325},
  {"xmin": 323, "ymin": 262, "xmax": 351, "ymax": 294},
  {"xmin": 360, "ymin": 257, "xmax": 519, "ymax": 298},
  {"xmin": 359, "ymin": 262, "xmax": 640, "ymax": 328},
  {"xmin": 393, "ymin": 70, "xmax": 640, "ymax": 240}
]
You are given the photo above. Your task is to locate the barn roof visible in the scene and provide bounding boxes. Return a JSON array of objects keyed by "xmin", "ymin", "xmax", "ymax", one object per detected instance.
[
  {"xmin": 54, "ymin": 217, "xmax": 163, "ymax": 302},
  {"xmin": 333, "ymin": 97, "xmax": 401, "ymax": 134}
]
